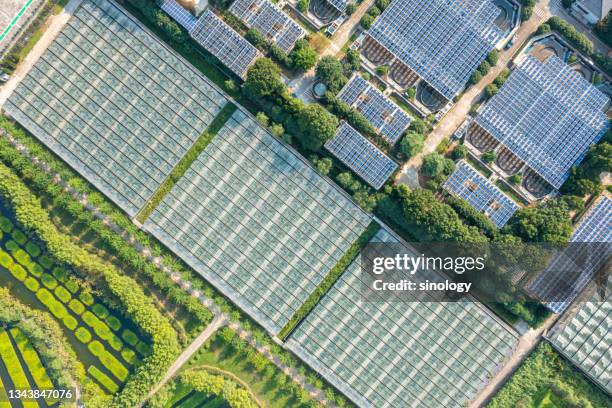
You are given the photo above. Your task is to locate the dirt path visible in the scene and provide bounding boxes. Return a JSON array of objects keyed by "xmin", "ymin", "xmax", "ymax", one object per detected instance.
[
  {"xmin": 395, "ymin": 0, "xmax": 551, "ymax": 187},
  {"xmin": 469, "ymin": 313, "xmax": 559, "ymax": 408},
  {"xmin": 141, "ymin": 314, "xmax": 227, "ymax": 406},
  {"xmin": 0, "ymin": 0, "xmax": 82, "ymax": 108}
]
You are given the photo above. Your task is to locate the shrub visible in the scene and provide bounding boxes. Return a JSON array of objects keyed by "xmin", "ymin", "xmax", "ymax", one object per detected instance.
[
  {"xmin": 509, "ymin": 174, "xmax": 522, "ymax": 185},
  {"xmin": 452, "ymin": 145, "xmax": 468, "ymax": 160},
  {"xmin": 244, "ymin": 29, "xmax": 267, "ymax": 50},
  {"xmin": 52, "ymin": 267, "xmax": 67, "ymax": 282},
  {"xmin": 92, "ymin": 304, "xmax": 110, "ymax": 319},
  {"xmin": 12, "ymin": 230, "xmax": 27, "ymax": 245},
  {"xmin": 24, "ymin": 277, "xmax": 40, "ymax": 292},
  {"xmin": 38, "ymin": 256, "xmax": 53, "ymax": 269},
  {"xmin": 62, "ymin": 315, "xmax": 78, "ymax": 330},
  {"xmin": 106, "ymin": 316, "xmax": 122, "ymax": 332},
  {"xmin": 289, "ymin": 39, "xmax": 317, "ymax": 71},
  {"xmin": 83, "ymin": 311, "xmax": 113, "ymax": 341},
  {"xmin": 121, "ymin": 349, "xmax": 137, "ymax": 365},
  {"xmin": 87, "ymin": 366, "xmax": 119, "ymax": 394},
  {"xmin": 9, "ymin": 263, "xmax": 27, "ymax": 281},
  {"xmin": 400, "ymin": 132, "xmax": 425, "ymax": 157},
  {"xmin": 296, "ymin": 0, "xmax": 309, "ymax": 12},
  {"xmin": 121, "ymin": 330, "xmax": 139, "ymax": 347},
  {"xmin": 36, "ymin": 288, "xmax": 67, "ymax": 319},
  {"xmin": 5, "ymin": 240, "xmax": 18, "ymax": 252},
  {"xmin": 360, "ymin": 14, "xmax": 375, "ymax": 29},
  {"xmin": 79, "ymin": 291, "xmax": 94, "ymax": 306},
  {"xmin": 0, "ymin": 216, "xmax": 13, "ymax": 232},
  {"xmin": 41, "ymin": 273, "xmax": 58, "ymax": 290},
  {"xmin": 108, "ymin": 334, "xmax": 123, "ymax": 352},
  {"xmin": 68, "ymin": 299, "xmax": 86, "ymax": 315},
  {"xmin": 421, "ymin": 153, "xmax": 446, "ymax": 177},
  {"xmin": 0, "ymin": 249, "xmax": 13, "ymax": 268},
  {"xmin": 88, "ymin": 340, "xmax": 105, "ymax": 356},
  {"xmin": 482, "ymin": 150, "xmax": 497, "ymax": 163},
  {"xmin": 64, "ymin": 278, "xmax": 79, "ymax": 294},
  {"xmin": 75, "ymin": 327, "xmax": 92, "ymax": 344},
  {"xmin": 13, "ymin": 248, "xmax": 31, "ymax": 265},
  {"xmin": 25, "ymin": 242, "xmax": 41, "ymax": 257},
  {"xmin": 135, "ymin": 342, "xmax": 151, "ymax": 356},
  {"xmin": 54, "ymin": 286, "xmax": 72, "ymax": 303}
]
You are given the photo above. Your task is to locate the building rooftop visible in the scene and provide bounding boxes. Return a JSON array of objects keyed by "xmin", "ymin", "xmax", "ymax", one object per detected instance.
[
  {"xmin": 443, "ymin": 161, "xmax": 518, "ymax": 228},
  {"xmin": 144, "ymin": 109, "xmax": 372, "ymax": 335},
  {"xmin": 337, "ymin": 74, "xmax": 412, "ymax": 145},
  {"xmin": 367, "ymin": 0, "xmax": 503, "ymax": 100},
  {"xmin": 475, "ymin": 55, "xmax": 609, "ymax": 189},
  {"xmin": 229, "ymin": 0, "xmax": 305, "ymax": 53},
  {"xmin": 528, "ymin": 195, "xmax": 611, "ymax": 313},
  {"xmin": 325, "ymin": 123, "xmax": 398, "ymax": 189}
]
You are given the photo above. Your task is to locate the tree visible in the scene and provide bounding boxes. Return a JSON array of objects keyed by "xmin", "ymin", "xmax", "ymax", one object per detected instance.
[
  {"xmin": 297, "ymin": 0, "xmax": 309, "ymax": 12},
  {"xmin": 344, "ymin": 49, "xmax": 361, "ymax": 72},
  {"xmin": 346, "ymin": 3, "xmax": 357, "ymax": 14},
  {"xmin": 245, "ymin": 28, "xmax": 267, "ymax": 49},
  {"xmin": 290, "ymin": 39, "xmax": 317, "ymax": 71},
  {"xmin": 469, "ymin": 70, "xmax": 483, "ymax": 85},
  {"xmin": 316, "ymin": 56, "xmax": 347, "ymax": 94},
  {"xmin": 376, "ymin": 65, "xmax": 389, "ymax": 76},
  {"xmin": 312, "ymin": 157, "xmax": 332, "ymax": 175},
  {"xmin": 482, "ymin": 150, "xmax": 497, "ymax": 163},
  {"xmin": 409, "ymin": 118, "xmax": 430, "ymax": 134},
  {"xmin": 243, "ymin": 58, "xmax": 285, "ymax": 100},
  {"xmin": 360, "ymin": 14, "xmax": 376, "ymax": 29},
  {"xmin": 256, "ymin": 112, "xmax": 269, "ymax": 127},
  {"xmin": 452, "ymin": 145, "xmax": 468, "ymax": 160},
  {"xmin": 561, "ymin": 195, "xmax": 585, "ymax": 212},
  {"xmin": 487, "ymin": 49, "xmax": 499, "ymax": 66},
  {"xmin": 485, "ymin": 84, "xmax": 499, "ymax": 99},
  {"xmin": 595, "ymin": 11, "xmax": 612, "ymax": 47},
  {"xmin": 295, "ymin": 104, "xmax": 338, "ymax": 151},
  {"xmin": 421, "ymin": 153, "xmax": 446, "ymax": 177},
  {"xmin": 509, "ymin": 174, "xmax": 522, "ymax": 185},
  {"xmin": 400, "ymin": 132, "xmax": 425, "ymax": 157},
  {"xmin": 269, "ymin": 123, "xmax": 284, "ymax": 138},
  {"xmin": 505, "ymin": 199, "xmax": 572, "ymax": 244}
]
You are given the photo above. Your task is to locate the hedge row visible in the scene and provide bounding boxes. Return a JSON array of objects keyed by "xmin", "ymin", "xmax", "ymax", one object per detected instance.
[
  {"xmin": 278, "ymin": 221, "xmax": 381, "ymax": 340},
  {"xmin": 10, "ymin": 328, "xmax": 55, "ymax": 393},
  {"xmin": 88, "ymin": 366, "xmax": 119, "ymax": 395},
  {"xmin": 0, "ymin": 162, "xmax": 180, "ymax": 408}
]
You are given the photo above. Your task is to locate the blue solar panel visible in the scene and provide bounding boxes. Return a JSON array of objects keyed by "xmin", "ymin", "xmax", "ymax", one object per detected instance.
[
  {"xmin": 229, "ymin": 0, "xmax": 305, "ymax": 53},
  {"xmin": 325, "ymin": 123, "xmax": 398, "ymax": 189},
  {"xmin": 160, "ymin": 0, "xmax": 196, "ymax": 31},
  {"xmin": 189, "ymin": 9, "xmax": 261, "ymax": 79},
  {"xmin": 326, "ymin": 0, "xmax": 349, "ymax": 12},
  {"xmin": 367, "ymin": 0, "xmax": 503, "ymax": 99},
  {"xmin": 475, "ymin": 55, "xmax": 610, "ymax": 189},
  {"xmin": 528, "ymin": 195, "xmax": 612, "ymax": 313},
  {"xmin": 337, "ymin": 74, "xmax": 412, "ymax": 144},
  {"xmin": 443, "ymin": 161, "xmax": 518, "ymax": 228}
]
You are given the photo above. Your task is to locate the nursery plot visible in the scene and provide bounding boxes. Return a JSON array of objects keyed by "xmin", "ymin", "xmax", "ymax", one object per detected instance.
[
  {"xmin": 3, "ymin": 0, "xmax": 229, "ymax": 217},
  {"xmin": 145, "ymin": 108, "xmax": 372, "ymax": 335},
  {"xmin": 0, "ymin": 213, "xmax": 149, "ymax": 394}
]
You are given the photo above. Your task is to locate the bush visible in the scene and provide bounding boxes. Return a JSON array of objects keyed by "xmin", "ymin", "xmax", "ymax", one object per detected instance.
[
  {"xmin": 52, "ymin": 267, "xmax": 67, "ymax": 282},
  {"xmin": 360, "ymin": 14, "xmax": 375, "ymax": 29},
  {"xmin": 25, "ymin": 242, "xmax": 41, "ymax": 257},
  {"xmin": 38, "ymin": 255, "xmax": 52, "ymax": 269},
  {"xmin": 12, "ymin": 230, "xmax": 27, "ymax": 245},
  {"xmin": 9, "ymin": 263, "xmax": 27, "ymax": 281},
  {"xmin": 62, "ymin": 315, "xmax": 78, "ymax": 330},
  {"xmin": 509, "ymin": 174, "xmax": 522, "ymax": 185},
  {"xmin": 290, "ymin": 39, "xmax": 317, "ymax": 71},
  {"xmin": 79, "ymin": 291, "xmax": 94, "ymax": 306},
  {"xmin": 41, "ymin": 273, "xmax": 58, "ymax": 290},
  {"xmin": 68, "ymin": 298, "xmax": 86, "ymax": 315},
  {"xmin": 0, "ymin": 216, "xmax": 13, "ymax": 232},
  {"xmin": 421, "ymin": 153, "xmax": 446, "ymax": 177},
  {"xmin": 75, "ymin": 327, "xmax": 92, "ymax": 344},
  {"xmin": 452, "ymin": 145, "xmax": 468, "ymax": 160},
  {"xmin": 106, "ymin": 316, "xmax": 122, "ymax": 332},
  {"xmin": 24, "ymin": 277, "xmax": 40, "ymax": 292},
  {"xmin": 83, "ymin": 311, "xmax": 113, "ymax": 341},
  {"xmin": 64, "ymin": 278, "xmax": 79, "ymax": 294},
  {"xmin": 92, "ymin": 303, "xmax": 110, "ymax": 319},
  {"xmin": 54, "ymin": 286, "xmax": 72, "ymax": 303},
  {"xmin": 135, "ymin": 342, "xmax": 151, "ymax": 356},
  {"xmin": 244, "ymin": 29, "xmax": 267, "ymax": 50},
  {"xmin": 400, "ymin": 132, "xmax": 425, "ymax": 157},
  {"xmin": 296, "ymin": 0, "xmax": 309, "ymax": 12},
  {"xmin": 121, "ymin": 329, "xmax": 139, "ymax": 347},
  {"xmin": 36, "ymin": 288, "xmax": 67, "ymax": 319},
  {"xmin": 108, "ymin": 334, "xmax": 123, "ymax": 352},
  {"xmin": 482, "ymin": 150, "xmax": 497, "ymax": 163},
  {"xmin": 88, "ymin": 366, "xmax": 119, "ymax": 394},
  {"xmin": 121, "ymin": 349, "xmax": 137, "ymax": 365}
]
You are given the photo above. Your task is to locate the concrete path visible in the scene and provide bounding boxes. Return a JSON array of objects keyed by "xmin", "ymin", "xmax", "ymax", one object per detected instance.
[
  {"xmin": 395, "ymin": 0, "xmax": 551, "ymax": 187},
  {"xmin": 469, "ymin": 313, "xmax": 559, "ymax": 408},
  {"xmin": 0, "ymin": 0, "xmax": 82, "ymax": 108},
  {"xmin": 141, "ymin": 314, "xmax": 228, "ymax": 407}
]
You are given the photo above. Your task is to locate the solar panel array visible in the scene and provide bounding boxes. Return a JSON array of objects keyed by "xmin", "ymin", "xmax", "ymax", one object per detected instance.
[
  {"xmin": 326, "ymin": 0, "xmax": 350, "ymax": 12},
  {"xmin": 443, "ymin": 161, "xmax": 518, "ymax": 228},
  {"xmin": 189, "ymin": 9, "xmax": 262, "ymax": 80},
  {"xmin": 367, "ymin": 0, "xmax": 503, "ymax": 100},
  {"xmin": 3, "ymin": 0, "xmax": 227, "ymax": 217},
  {"xmin": 229, "ymin": 0, "xmax": 305, "ymax": 53},
  {"xmin": 144, "ymin": 109, "xmax": 372, "ymax": 335},
  {"xmin": 528, "ymin": 195, "xmax": 612, "ymax": 313},
  {"xmin": 160, "ymin": 0, "xmax": 196, "ymax": 31},
  {"xmin": 325, "ymin": 123, "xmax": 398, "ymax": 190},
  {"xmin": 286, "ymin": 227, "xmax": 518, "ymax": 408},
  {"xmin": 475, "ymin": 55, "xmax": 610, "ymax": 189},
  {"xmin": 337, "ymin": 75, "xmax": 412, "ymax": 144},
  {"xmin": 548, "ymin": 277, "xmax": 612, "ymax": 394}
]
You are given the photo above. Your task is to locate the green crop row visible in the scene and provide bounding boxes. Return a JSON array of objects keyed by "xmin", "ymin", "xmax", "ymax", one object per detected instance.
[
  {"xmin": 0, "ymin": 329, "xmax": 38, "ymax": 408},
  {"xmin": 88, "ymin": 341, "xmax": 128, "ymax": 382},
  {"xmin": 87, "ymin": 366, "xmax": 119, "ymax": 395}
]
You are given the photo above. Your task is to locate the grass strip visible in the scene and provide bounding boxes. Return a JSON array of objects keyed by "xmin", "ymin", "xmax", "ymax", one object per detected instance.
[
  {"xmin": 278, "ymin": 221, "xmax": 380, "ymax": 340},
  {"xmin": 136, "ymin": 102, "xmax": 237, "ymax": 223}
]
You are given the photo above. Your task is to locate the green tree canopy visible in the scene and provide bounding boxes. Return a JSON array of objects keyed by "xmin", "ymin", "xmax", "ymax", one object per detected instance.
[
  {"xmin": 243, "ymin": 58, "xmax": 285, "ymax": 100},
  {"xmin": 295, "ymin": 104, "xmax": 338, "ymax": 151},
  {"xmin": 316, "ymin": 56, "xmax": 348, "ymax": 94}
]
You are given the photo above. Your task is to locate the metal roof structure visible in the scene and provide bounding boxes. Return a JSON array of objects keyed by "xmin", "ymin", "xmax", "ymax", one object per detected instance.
[
  {"xmin": 3, "ymin": 0, "xmax": 228, "ymax": 217},
  {"xmin": 528, "ymin": 195, "xmax": 612, "ymax": 313},
  {"xmin": 229, "ymin": 0, "xmax": 305, "ymax": 53},
  {"xmin": 367, "ymin": 0, "xmax": 503, "ymax": 100},
  {"xmin": 326, "ymin": 0, "xmax": 350, "ymax": 13},
  {"xmin": 144, "ymin": 109, "xmax": 372, "ymax": 335},
  {"xmin": 443, "ymin": 161, "xmax": 518, "ymax": 228},
  {"xmin": 476, "ymin": 55, "xmax": 610, "ymax": 189},
  {"xmin": 325, "ymin": 123, "xmax": 398, "ymax": 189},
  {"xmin": 286, "ymin": 227, "xmax": 518, "ymax": 408},
  {"xmin": 547, "ymin": 275, "xmax": 612, "ymax": 394},
  {"xmin": 337, "ymin": 74, "xmax": 412, "ymax": 144}
]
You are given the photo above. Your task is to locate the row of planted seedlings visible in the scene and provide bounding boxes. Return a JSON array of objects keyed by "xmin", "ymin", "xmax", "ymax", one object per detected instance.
[
  {"xmin": 0, "ymin": 326, "xmax": 57, "ymax": 408},
  {"xmin": 0, "ymin": 213, "xmax": 151, "ymax": 396}
]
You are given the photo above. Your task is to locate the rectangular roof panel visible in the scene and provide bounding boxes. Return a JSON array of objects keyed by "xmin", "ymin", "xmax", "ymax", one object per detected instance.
[{"xmin": 367, "ymin": 0, "xmax": 503, "ymax": 99}]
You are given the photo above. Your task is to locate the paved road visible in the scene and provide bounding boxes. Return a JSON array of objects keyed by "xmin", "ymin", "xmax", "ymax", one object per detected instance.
[
  {"xmin": 141, "ymin": 314, "xmax": 227, "ymax": 407},
  {"xmin": 395, "ymin": 0, "xmax": 552, "ymax": 187},
  {"xmin": 0, "ymin": 0, "xmax": 82, "ymax": 108}
]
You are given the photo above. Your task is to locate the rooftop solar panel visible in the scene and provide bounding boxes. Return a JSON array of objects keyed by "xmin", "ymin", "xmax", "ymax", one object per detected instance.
[
  {"xmin": 337, "ymin": 75, "xmax": 412, "ymax": 144},
  {"xmin": 144, "ymin": 109, "xmax": 372, "ymax": 334},
  {"xmin": 325, "ymin": 123, "xmax": 398, "ymax": 189},
  {"xmin": 3, "ymin": 0, "xmax": 228, "ymax": 216},
  {"xmin": 189, "ymin": 9, "xmax": 261, "ymax": 79},
  {"xmin": 229, "ymin": 0, "xmax": 305, "ymax": 53},
  {"xmin": 547, "ymin": 276, "xmax": 612, "ymax": 394},
  {"xmin": 443, "ymin": 161, "xmax": 518, "ymax": 228},
  {"xmin": 527, "ymin": 195, "xmax": 612, "ymax": 313},
  {"xmin": 475, "ymin": 55, "xmax": 610, "ymax": 189},
  {"xmin": 367, "ymin": 0, "xmax": 503, "ymax": 100},
  {"xmin": 326, "ymin": 0, "xmax": 349, "ymax": 13},
  {"xmin": 160, "ymin": 0, "xmax": 196, "ymax": 31},
  {"xmin": 286, "ymin": 227, "xmax": 518, "ymax": 408}
]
